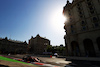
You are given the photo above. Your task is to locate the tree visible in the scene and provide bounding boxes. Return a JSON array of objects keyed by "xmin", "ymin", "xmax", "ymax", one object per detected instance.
[
  {"xmin": 5, "ymin": 37, "xmax": 8, "ymax": 40},
  {"xmin": 47, "ymin": 45, "xmax": 52, "ymax": 52}
]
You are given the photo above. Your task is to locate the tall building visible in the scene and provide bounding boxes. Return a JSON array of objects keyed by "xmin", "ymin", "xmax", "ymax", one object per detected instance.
[
  {"xmin": 28, "ymin": 34, "xmax": 50, "ymax": 54},
  {"xmin": 63, "ymin": 0, "xmax": 100, "ymax": 57}
]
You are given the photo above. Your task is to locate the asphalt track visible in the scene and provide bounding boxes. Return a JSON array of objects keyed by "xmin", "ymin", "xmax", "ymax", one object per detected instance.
[{"xmin": 0, "ymin": 55, "xmax": 60, "ymax": 67}]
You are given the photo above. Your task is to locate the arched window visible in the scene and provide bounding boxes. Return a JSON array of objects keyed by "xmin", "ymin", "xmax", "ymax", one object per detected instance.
[
  {"xmin": 96, "ymin": 37, "xmax": 100, "ymax": 51},
  {"xmin": 71, "ymin": 41, "xmax": 80, "ymax": 56},
  {"xmin": 89, "ymin": 7, "xmax": 94, "ymax": 10},
  {"xmin": 71, "ymin": 25, "xmax": 73, "ymax": 28},
  {"xmin": 92, "ymin": 17, "xmax": 99, "ymax": 27},
  {"xmin": 83, "ymin": 39, "xmax": 95, "ymax": 57},
  {"xmin": 81, "ymin": 20, "xmax": 87, "ymax": 31},
  {"xmin": 71, "ymin": 25, "xmax": 75, "ymax": 34},
  {"xmin": 93, "ymin": 17, "xmax": 98, "ymax": 22},
  {"xmin": 82, "ymin": 21, "xmax": 85, "ymax": 24},
  {"xmin": 83, "ymin": 26, "xmax": 86, "ymax": 30},
  {"xmin": 88, "ymin": 2, "xmax": 92, "ymax": 6},
  {"xmin": 81, "ymin": 20, "xmax": 87, "ymax": 25},
  {"xmin": 87, "ymin": 0, "xmax": 91, "ymax": 2}
]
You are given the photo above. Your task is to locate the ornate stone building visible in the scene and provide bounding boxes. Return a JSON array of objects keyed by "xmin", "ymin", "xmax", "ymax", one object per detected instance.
[
  {"xmin": 63, "ymin": 0, "xmax": 100, "ymax": 57},
  {"xmin": 0, "ymin": 37, "xmax": 27, "ymax": 54},
  {"xmin": 28, "ymin": 34, "xmax": 50, "ymax": 55}
]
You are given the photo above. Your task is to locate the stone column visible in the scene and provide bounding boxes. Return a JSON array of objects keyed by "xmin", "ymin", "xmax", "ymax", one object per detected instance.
[
  {"xmin": 78, "ymin": 40, "xmax": 86, "ymax": 57},
  {"xmin": 92, "ymin": 39, "xmax": 100, "ymax": 57},
  {"xmin": 67, "ymin": 44, "xmax": 72, "ymax": 56}
]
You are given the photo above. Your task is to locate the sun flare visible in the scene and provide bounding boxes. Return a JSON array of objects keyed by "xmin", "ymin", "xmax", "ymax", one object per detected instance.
[{"xmin": 50, "ymin": 9, "xmax": 66, "ymax": 30}]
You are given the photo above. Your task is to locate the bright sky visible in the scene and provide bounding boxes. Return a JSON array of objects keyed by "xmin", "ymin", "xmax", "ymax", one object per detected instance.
[{"xmin": 0, "ymin": 0, "xmax": 72, "ymax": 46}]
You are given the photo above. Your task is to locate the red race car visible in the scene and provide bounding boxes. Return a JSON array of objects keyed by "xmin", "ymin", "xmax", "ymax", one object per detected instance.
[{"xmin": 22, "ymin": 55, "xmax": 40, "ymax": 62}]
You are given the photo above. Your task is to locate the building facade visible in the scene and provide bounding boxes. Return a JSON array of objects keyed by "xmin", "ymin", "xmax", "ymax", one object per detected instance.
[
  {"xmin": 0, "ymin": 37, "xmax": 27, "ymax": 54},
  {"xmin": 63, "ymin": 0, "xmax": 100, "ymax": 57},
  {"xmin": 28, "ymin": 34, "xmax": 50, "ymax": 55}
]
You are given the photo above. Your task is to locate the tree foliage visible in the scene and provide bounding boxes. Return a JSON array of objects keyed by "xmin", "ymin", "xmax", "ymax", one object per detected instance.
[
  {"xmin": 47, "ymin": 45, "xmax": 52, "ymax": 52},
  {"xmin": 46, "ymin": 45, "xmax": 66, "ymax": 56}
]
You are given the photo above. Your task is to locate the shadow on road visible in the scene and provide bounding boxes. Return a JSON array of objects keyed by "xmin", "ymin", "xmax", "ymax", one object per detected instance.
[
  {"xmin": 0, "ymin": 64, "xmax": 9, "ymax": 67},
  {"xmin": 65, "ymin": 60, "xmax": 100, "ymax": 67}
]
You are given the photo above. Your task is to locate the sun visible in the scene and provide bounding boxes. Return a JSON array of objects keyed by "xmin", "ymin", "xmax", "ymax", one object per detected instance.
[{"xmin": 50, "ymin": 8, "xmax": 66, "ymax": 30}]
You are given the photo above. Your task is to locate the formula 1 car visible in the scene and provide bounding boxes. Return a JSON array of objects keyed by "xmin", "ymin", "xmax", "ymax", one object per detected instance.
[{"xmin": 22, "ymin": 55, "xmax": 40, "ymax": 62}]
